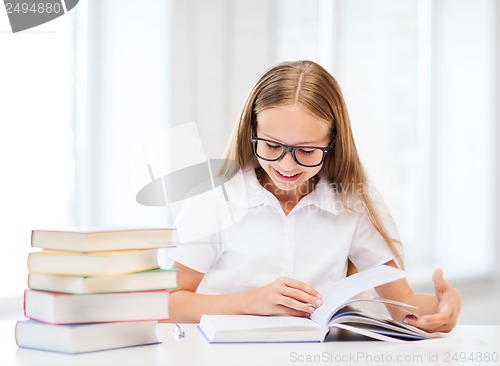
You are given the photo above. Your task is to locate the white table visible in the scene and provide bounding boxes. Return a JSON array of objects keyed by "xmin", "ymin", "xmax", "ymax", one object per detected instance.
[{"xmin": 2, "ymin": 321, "xmax": 499, "ymax": 366}]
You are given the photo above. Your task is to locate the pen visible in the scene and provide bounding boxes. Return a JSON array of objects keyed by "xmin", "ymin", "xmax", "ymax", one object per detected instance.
[{"xmin": 173, "ymin": 323, "xmax": 185, "ymax": 339}]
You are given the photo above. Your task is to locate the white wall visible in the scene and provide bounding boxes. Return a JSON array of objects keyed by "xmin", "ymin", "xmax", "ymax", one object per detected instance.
[
  {"xmin": 495, "ymin": 0, "xmax": 500, "ymax": 281},
  {"xmin": 73, "ymin": 0, "xmax": 172, "ymax": 227},
  {"xmin": 169, "ymin": 0, "xmax": 277, "ymax": 158},
  {"xmin": 0, "ymin": 13, "xmax": 73, "ymax": 296},
  {"xmin": 74, "ymin": 0, "xmax": 499, "ymax": 282},
  {"xmin": 432, "ymin": 0, "xmax": 496, "ymax": 277},
  {"xmin": 73, "ymin": 0, "xmax": 283, "ymax": 229}
]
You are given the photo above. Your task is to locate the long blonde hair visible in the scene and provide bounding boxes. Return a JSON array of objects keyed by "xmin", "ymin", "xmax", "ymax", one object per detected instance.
[{"xmin": 224, "ymin": 60, "xmax": 402, "ymax": 268}]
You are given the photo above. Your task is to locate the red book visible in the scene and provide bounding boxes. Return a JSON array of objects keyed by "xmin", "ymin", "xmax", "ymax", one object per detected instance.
[{"xmin": 24, "ymin": 290, "xmax": 169, "ymax": 324}]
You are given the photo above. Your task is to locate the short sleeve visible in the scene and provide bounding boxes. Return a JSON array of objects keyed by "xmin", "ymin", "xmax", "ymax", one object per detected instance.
[
  {"xmin": 348, "ymin": 186, "xmax": 403, "ymax": 270},
  {"xmin": 166, "ymin": 238, "xmax": 221, "ymax": 274},
  {"xmin": 166, "ymin": 182, "xmax": 225, "ymax": 273}
]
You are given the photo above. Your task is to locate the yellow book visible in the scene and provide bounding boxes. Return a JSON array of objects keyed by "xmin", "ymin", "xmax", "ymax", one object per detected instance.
[{"xmin": 27, "ymin": 249, "xmax": 160, "ymax": 276}]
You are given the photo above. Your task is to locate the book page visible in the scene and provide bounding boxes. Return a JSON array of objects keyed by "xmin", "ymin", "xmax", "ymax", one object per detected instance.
[
  {"xmin": 201, "ymin": 315, "xmax": 319, "ymax": 331},
  {"xmin": 328, "ymin": 308, "xmax": 433, "ymax": 338},
  {"xmin": 198, "ymin": 315, "xmax": 327, "ymax": 343},
  {"xmin": 330, "ymin": 323, "xmax": 409, "ymax": 343},
  {"xmin": 342, "ymin": 295, "xmax": 416, "ymax": 315},
  {"xmin": 309, "ymin": 265, "xmax": 406, "ymax": 327}
]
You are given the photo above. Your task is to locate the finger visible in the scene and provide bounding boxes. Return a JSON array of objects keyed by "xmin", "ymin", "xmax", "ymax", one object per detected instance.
[
  {"xmin": 276, "ymin": 292, "xmax": 317, "ymax": 314},
  {"xmin": 405, "ymin": 317, "xmax": 451, "ymax": 333},
  {"xmin": 405, "ymin": 311, "xmax": 453, "ymax": 332},
  {"xmin": 433, "ymin": 268, "xmax": 449, "ymax": 296},
  {"xmin": 436, "ymin": 300, "xmax": 454, "ymax": 317},
  {"xmin": 279, "ymin": 277, "xmax": 322, "ymax": 308},
  {"xmin": 409, "ymin": 318, "xmax": 454, "ymax": 333},
  {"xmin": 280, "ymin": 286, "xmax": 323, "ymax": 308},
  {"xmin": 281, "ymin": 277, "xmax": 321, "ymax": 297}
]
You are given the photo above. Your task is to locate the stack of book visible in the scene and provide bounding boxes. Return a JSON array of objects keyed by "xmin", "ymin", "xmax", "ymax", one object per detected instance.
[{"xmin": 15, "ymin": 228, "xmax": 178, "ymax": 354}]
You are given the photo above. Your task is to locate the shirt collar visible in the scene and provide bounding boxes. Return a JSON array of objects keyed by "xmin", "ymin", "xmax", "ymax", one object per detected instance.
[
  {"xmin": 294, "ymin": 176, "xmax": 342, "ymax": 216},
  {"xmin": 227, "ymin": 168, "xmax": 342, "ymax": 215}
]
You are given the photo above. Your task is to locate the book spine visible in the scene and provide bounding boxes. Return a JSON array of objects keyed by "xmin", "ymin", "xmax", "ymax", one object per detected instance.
[{"xmin": 22, "ymin": 289, "xmax": 27, "ymax": 318}]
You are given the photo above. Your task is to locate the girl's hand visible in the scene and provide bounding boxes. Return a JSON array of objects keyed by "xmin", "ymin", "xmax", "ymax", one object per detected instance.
[
  {"xmin": 404, "ymin": 268, "xmax": 461, "ymax": 332},
  {"xmin": 246, "ymin": 277, "xmax": 322, "ymax": 317}
]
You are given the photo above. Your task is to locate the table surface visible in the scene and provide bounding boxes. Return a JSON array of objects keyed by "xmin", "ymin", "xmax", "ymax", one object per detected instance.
[{"xmin": 1, "ymin": 321, "xmax": 499, "ymax": 366}]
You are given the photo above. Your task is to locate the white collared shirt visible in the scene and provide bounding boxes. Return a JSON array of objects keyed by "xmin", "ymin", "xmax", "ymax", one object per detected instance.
[{"xmin": 168, "ymin": 169, "xmax": 401, "ymax": 295}]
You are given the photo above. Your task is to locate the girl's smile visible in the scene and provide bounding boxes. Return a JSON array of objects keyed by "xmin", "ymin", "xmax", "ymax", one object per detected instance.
[
  {"xmin": 273, "ymin": 169, "xmax": 302, "ymax": 182},
  {"xmin": 273, "ymin": 169, "xmax": 305, "ymax": 187}
]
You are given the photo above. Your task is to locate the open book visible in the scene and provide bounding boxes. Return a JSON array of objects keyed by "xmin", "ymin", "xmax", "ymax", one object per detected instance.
[{"xmin": 199, "ymin": 266, "xmax": 440, "ymax": 343}]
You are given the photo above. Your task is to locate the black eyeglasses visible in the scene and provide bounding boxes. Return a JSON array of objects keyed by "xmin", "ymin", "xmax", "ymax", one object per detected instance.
[{"xmin": 250, "ymin": 128, "xmax": 334, "ymax": 167}]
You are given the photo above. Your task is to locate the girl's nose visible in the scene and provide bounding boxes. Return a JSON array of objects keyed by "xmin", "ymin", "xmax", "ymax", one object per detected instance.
[{"xmin": 278, "ymin": 151, "xmax": 298, "ymax": 170}]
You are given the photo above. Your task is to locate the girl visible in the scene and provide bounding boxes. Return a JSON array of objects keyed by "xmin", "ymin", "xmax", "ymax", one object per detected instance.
[{"xmin": 167, "ymin": 60, "xmax": 461, "ymax": 332}]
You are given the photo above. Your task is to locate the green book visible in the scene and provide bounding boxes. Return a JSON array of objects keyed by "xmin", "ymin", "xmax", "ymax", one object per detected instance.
[{"xmin": 28, "ymin": 268, "xmax": 178, "ymax": 294}]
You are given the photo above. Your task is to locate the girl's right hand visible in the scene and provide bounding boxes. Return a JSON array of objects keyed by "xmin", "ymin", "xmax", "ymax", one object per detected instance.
[{"xmin": 245, "ymin": 277, "xmax": 323, "ymax": 317}]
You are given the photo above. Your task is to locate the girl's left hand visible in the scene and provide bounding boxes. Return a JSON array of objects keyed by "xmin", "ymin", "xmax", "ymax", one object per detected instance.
[{"xmin": 403, "ymin": 268, "xmax": 461, "ymax": 332}]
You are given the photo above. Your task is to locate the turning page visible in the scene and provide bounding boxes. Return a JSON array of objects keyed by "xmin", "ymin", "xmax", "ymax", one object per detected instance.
[{"xmin": 309, "ymin": 265, "xmax": 406, "ymax": 327}]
